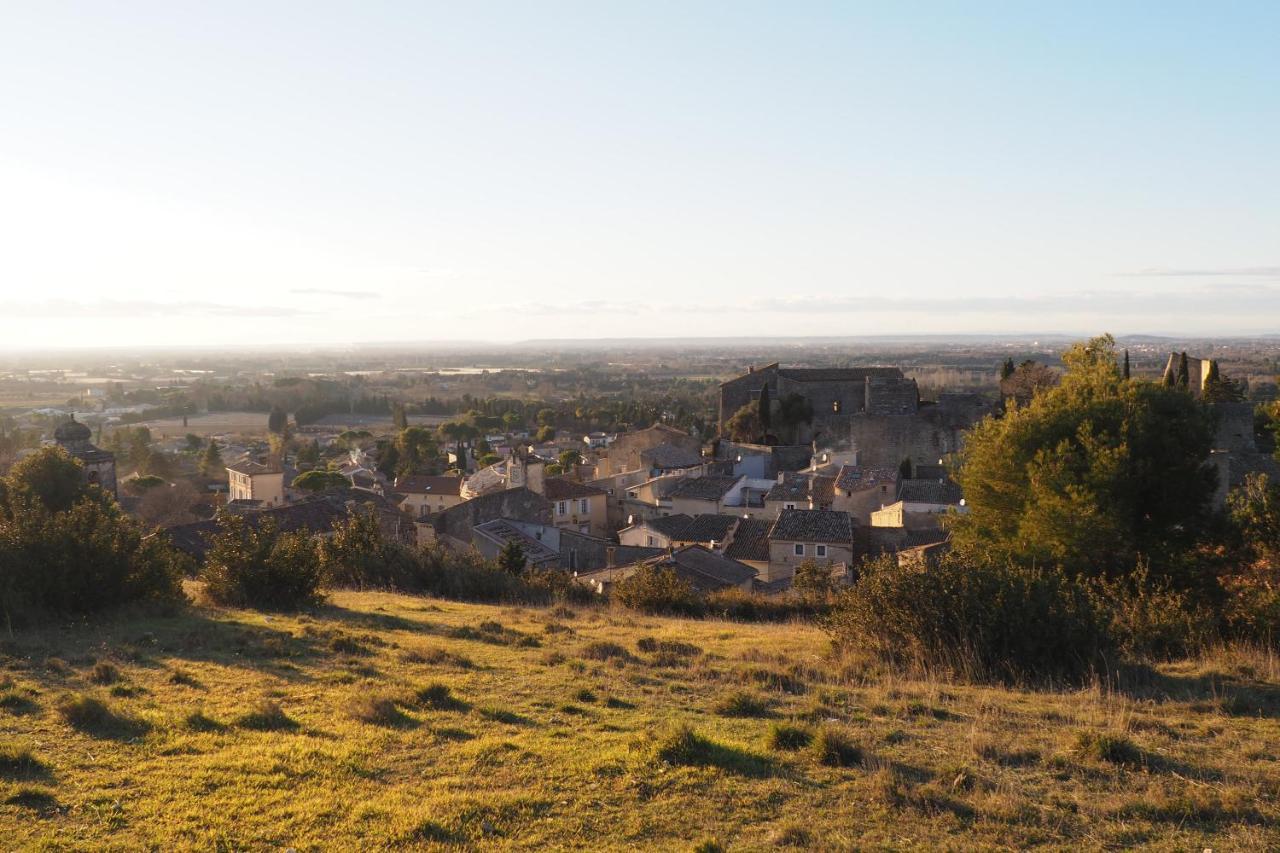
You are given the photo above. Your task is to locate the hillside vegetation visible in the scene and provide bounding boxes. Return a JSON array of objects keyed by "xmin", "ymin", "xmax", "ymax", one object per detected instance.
[{"xmin": 2, "ymin": 588, "xmax": 1278, "ymax": 849}]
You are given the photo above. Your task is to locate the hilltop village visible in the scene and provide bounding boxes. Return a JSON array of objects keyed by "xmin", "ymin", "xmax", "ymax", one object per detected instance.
[{"xmin": 25, "ymin": 347, "xmax": 1275, "ymax": 598}]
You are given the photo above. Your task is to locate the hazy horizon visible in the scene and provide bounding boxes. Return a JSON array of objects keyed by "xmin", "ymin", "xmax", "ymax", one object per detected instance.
[{"xmin": 3, "ymin": 3, "xmax": 1278, "ymax": 348}]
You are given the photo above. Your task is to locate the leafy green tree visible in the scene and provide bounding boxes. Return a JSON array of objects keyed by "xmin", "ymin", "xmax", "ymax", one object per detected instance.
[
  {"xmin": 724, "ymin": 404, "xmax": 763, "ymax": 443},
  {"xmin": 4, "ymin": 446, "xmax": 89, "ymax": 513},
  {"xmin": 535, "ymin": 425, "xmax": 555, "ymax": 443},
  {"xmin": 793, "ymin": 558, "xmax": 835, "ymax": 599},
  {"xmin": 185, "ymin": 433, "xmax": 203, "ymax": 451},
  {"xmin": 502, "ymin": 411, "xmax": 522, "ymax": 432},
  {"xmin": 1202, "ymin": 360, "xmax": 1246, "ymax": 403},
  {"xmin": 292, "ymin": 470, "xmax": 352, "ymax": 492},
  {"xmin": 558, "ymin": 449, "xmax": 582, "ymax": 471},
  {"xmin": 200, "ymin": 439, "xmax": 224, "ymax": 478},
  {"xmin": 318, "ymin": 509, "xmax": 418, "ymax": 589},
  {"xmin": 140, "ymin": 448, "xmax": 173, "ymax": 478},
  {"xmin": 498, "ymin": 539, "xmax": 527, "ymax": 575},
  {"xmin": 200, "ymin": 514, "xmax": 324, "ymax": 609},
  {"xmin": 267, "ymin": 406, "xmax": 289, "ymax": 434},
  {"xmin": 951, "ymin": 334, "xmax": 1217, "ymax": 580}
]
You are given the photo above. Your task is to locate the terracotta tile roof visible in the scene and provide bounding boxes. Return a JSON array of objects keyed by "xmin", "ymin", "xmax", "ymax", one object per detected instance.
[
  {"xmin": 898, "ymin": 479, "xmax": 962, "ymax": 505},
  {"xmin": 226, "ymin": 459, "xmax": 282, "ymax": 475},
  {"xmin": 667, "ymin": 475, "xmax": 739, "ymax": 502},
  {"xmin": 638, "ymin": 545, "xmax": 756, "ymax": 591},
  {"xmin": 835, "ymin": 465, "xmax": 898, "ymax": 493},
  {"xmin": 769, "ymin": 508, "xmax": 853, "ymax": 543},
  {"xmin": 724, "ymin": 517, "xmax": 772, "ymax": 563},
  {"xmin": 543, "ymin": 477, "xmax": 606, "ymax": 501},
  {"xmin": 640, "ymin": 514, "xmax": 694, "ymax": 538},
  {"xmin": 394, "ymin": 474, "xmax": 463, "ymax": 496},
  {"xmin": 640, "ymin": 443, "xmax": 703, "ymax": 469},
  {"xmin": 676, "ymin": 514, "xmax": 738, "ymax": 544}
]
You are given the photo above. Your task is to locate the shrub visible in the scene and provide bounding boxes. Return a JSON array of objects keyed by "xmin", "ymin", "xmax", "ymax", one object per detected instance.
[
  {"xmin": 351, "ymin": 694, "xmax": 413, "ymax": 727},
  {"xmin": 827, "ymin": 553, "xmax": 1110, "ymax": 684},
  {"xmin": 183, "ymin": 710, "xmax": 225, "ymax": 732},
  {"xmin": 1073, "ymin": 731, "xmax": 1142, "ymax": 767},
  {"xmin": 811, "ymin": 727, "xmax": 862, "ymax": 767},
  {"xmin": 235, "ymin": 700, "xmax": 298, "ymax": 731},
  {"xmin": 414, "ymin": 682, "xmax": 467, "ymax": 712},
  {"xmin": 0, "ymin": 451, "xmax": 186, "ymax": 624},
  {"xmin": 715, "ymin": 691, "xmax": 770, "ymax": 718},
  {"xmin": 767, "ymin": 723, "xmax": 813, "ymax": 751},
  {"xmin": 582, "ymin": 641, "xmax": 631, "ymax": 662},
  {"xmin": 90, "ymin": 662, "xmax": 120, "ymax": 685},
  {"xmin": 318, "ymin": 509, "xmax": 418, "ymax": 590},
  {"xmin": 200, "ymin": 515, "xmax": 325, "ymax": 610},
  {"xmin": 0, "ymin": 742, "xmax": 46, "ymax": 779},
  {"xmin": 612, "ymin": 567, "xmax": 705, "ymax": 616},
  {"xmin": 1090, "ymin": 565, "xmax": 1213, "ymax": 660},
  {"xmin": 55, "ymin": 693, "xmax": 147, "ymax": 737},
  {"xmin": 704, "ymin": 589, "xmax": 828, "ymax": 622}
]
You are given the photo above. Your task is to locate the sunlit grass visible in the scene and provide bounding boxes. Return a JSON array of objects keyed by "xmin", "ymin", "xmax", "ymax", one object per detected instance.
[{"xmin": 0, "ymin": 588, "xmax": 1277, "ymax": 848}]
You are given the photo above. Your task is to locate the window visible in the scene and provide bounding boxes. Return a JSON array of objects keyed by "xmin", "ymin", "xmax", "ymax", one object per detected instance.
[
  {"xmin": 646, "ymin": 535, "xmax": 656, "ymax": 547},
  {"xmin": 557, "ymin": 501, "xmax": 567, "ymax": 515},
  {"xmin": 793, "ymin": 543, "xmax": 804, "ymax": 556},
  {"xmin": 785, "ymin": 502, "xmax": 796, "ymax": 510},
  {"xmin": 816, "ymin": 545, "xmax": 827, "ymax": 558},
  {"xmin": 579, "ymin": 498, "xmax": 589, "ymax": 514},
  {"xmin": 832, "ymin": 400, "xmax": 841, "ymax": 413}
]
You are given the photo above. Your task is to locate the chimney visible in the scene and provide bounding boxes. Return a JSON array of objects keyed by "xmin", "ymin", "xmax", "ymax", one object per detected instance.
[
  {"xmin": 606, "ymin": 546, "xmax": 616, "ymax": 568},
  {"xmin": 748, "ymin": 365, "xmax": 754, "ymax": 374}
]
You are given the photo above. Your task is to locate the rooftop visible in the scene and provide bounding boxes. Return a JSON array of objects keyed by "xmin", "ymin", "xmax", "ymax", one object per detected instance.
[
  {"xmin": 543, "ymin": 477, "xmax": 607, "ymax": 501},
  {"xmin": 667, "ymin": 475, "xmax": 740, "ymax": 502},
  {"xmin": 226, "ymin": 458, "xmax": 283, "ymax": 476},
  {"xmin": 834, "ymin": 465, "xmax": 898, "ymax": 493},
  {"xmin": 676, "ymin": 514, "xmax": 739, "ymax": 544},
  {"xmin": 640, "ymin": 443, "xmax": 704, "ymax": 470},
  {"xmin": 637, "ymin": 545, "xmax": 756, "ymax": 591},
  {"xmin": 898, "ymin": 478, "xmax": 963, "ymax": 505},
  {"xmin": 724, "ymin": 517, "xmax": 772, "ymax": 563},
  {"xmin": 473, "ymin": 519, "xmax": 560, "ymax": 564},
  {"xmin": 769, "ymin": 508, "xmax": 854, "ymax": 543},
  {"xmin": 394, "ymin": 474, "xmax": 463, "ymax": 496}
]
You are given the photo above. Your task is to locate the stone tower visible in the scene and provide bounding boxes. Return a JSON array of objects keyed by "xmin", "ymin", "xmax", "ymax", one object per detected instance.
[{"xmin": 54, "ymin": 415, "xmax": 117, "ymax": 498}]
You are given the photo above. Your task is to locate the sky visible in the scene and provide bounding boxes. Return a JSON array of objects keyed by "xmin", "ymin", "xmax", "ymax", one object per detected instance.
[{"xmin": 1, "ymin": 1, "xmax": 1278, "ymax": 349}]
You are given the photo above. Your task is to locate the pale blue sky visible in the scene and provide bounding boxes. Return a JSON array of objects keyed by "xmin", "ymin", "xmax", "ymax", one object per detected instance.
[{"xmin": 1, "ymin": 2, "xmax": 1277, "ymax": 347}]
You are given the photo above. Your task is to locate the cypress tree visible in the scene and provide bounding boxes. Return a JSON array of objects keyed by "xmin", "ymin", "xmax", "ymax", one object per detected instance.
[
  {"xmin": 758, "ymin": 384, "xmax": 771, "ymax": 432},
  {"xmin": 1122, "ymin": 350, "xmax": 1130, "ymax": 380},
  {"xmin": 1000, "ymin": 357, "xmax": 1016, "ymax": 380},
  {"xmin": 1177, "ymin": 352, "xmax": 1190, "ymax": 389}
]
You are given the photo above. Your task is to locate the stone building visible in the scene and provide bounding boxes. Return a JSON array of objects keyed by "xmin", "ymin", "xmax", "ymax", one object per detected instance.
[
  {"xmin": 719, "ymin": 364, "xmax": 918, "ymax": 445},
  {"xmin": 719, "ymin": 365, "xmax": 990, "ymax": 468},
  {"xmin": 54, "ymin": 416, "xmax": 117, "ymax": 498},
  {"xmin": 596, "ymin": 424, "xmax": 703, "ymax": 478}
]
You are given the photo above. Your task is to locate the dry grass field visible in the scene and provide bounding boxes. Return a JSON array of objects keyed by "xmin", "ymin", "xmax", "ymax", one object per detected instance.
[{"xmin": 2, "ymin": 589, "xmax": 1278, "ymax": 850}]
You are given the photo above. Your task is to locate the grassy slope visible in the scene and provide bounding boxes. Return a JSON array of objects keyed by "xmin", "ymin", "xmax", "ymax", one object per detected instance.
[{"xmin": 1, "ymin": 589, "xmax": 1278, "ymax": 850}]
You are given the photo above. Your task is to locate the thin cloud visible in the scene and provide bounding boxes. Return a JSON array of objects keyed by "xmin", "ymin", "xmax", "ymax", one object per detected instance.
[
  {"xmin": 290, "ymin": 287, "xmax": 375, "ymax": 298},
  {"xmin": 2, "ymin": 300, "xmax": 311, "ymax": 318},
  {"xmin": 1120, "ymin": 266, "xmax": 1280, "ymax": 278}
]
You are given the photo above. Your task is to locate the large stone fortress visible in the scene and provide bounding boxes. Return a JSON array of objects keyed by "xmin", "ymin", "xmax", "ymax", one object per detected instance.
[{"xmin": 719, "ymin": 363, "xmax": 990, "ymax": 467}]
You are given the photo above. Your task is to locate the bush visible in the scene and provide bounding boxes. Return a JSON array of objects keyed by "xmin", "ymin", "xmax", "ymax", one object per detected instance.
[
  {"xmin": 1090, "ymin": 565, "xmax": 1213, "ymax": 660},
  {"xmin": 318, "ymin": 509, "xmax": 419, "ymax": 590},
  {"xmin": 612, "ymin": 567, "xmax": 704, "ymax": 616},
  {"xmin": 0, "ymin": 452, "xmax": 186, "ymax": 624},
  {"xmin": 827, "ymin": 553, "xmax": 1110, "ymax": 684},
  {"xmin": 767, "ymin": 723, "xmax": 813, "ymax": 751},
  {"xmin": 235, "ymin": 700, "xmax": 298, "ymax": 731},
  {"xmin": 582, "ymin": 641, "xmax": 632, "ymax": 662},
  {"xmin": 811, "ymin": 727, "xmax": 862, "ymax": 767},
  {"xmin": 200, "ymin": 515, "xmax": 325, "ymax": 610},
  {"xmin": 715, "ymin": 691, "xmax": 770, "ymax": 718},
  {"xmin": 1073, "ymin": 730, "xmax": 1142, "ymax": 767},
  {"xmin": 705, "ymin": 589, "xmax": 828, "ymax": 622}
]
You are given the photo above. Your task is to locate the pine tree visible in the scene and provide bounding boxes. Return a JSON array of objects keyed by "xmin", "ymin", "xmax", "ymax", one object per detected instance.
[
  {"xmin": 498, "ymin": 539, "xmax": 526, "ymax": 574},
  {"xmin": 1177, "ymin": 352, "xmax": 1190, "ymax": 389},
  {"xmin": 758, "ymin": 384, "xmax": 771, "ymax": 433},
  {"xmin": 200, "ymin": 439, "xmax": 223, "ymax": 478},
  {"xmin": 1123, "ymin": 350, "xmax": 1131, "ymax": 380}
]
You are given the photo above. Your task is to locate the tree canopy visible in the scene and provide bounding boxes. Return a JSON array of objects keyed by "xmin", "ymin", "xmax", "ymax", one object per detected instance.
[{"xmin": 951, "ymin": 334, "xmax": 1217, "ymax": 580}]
